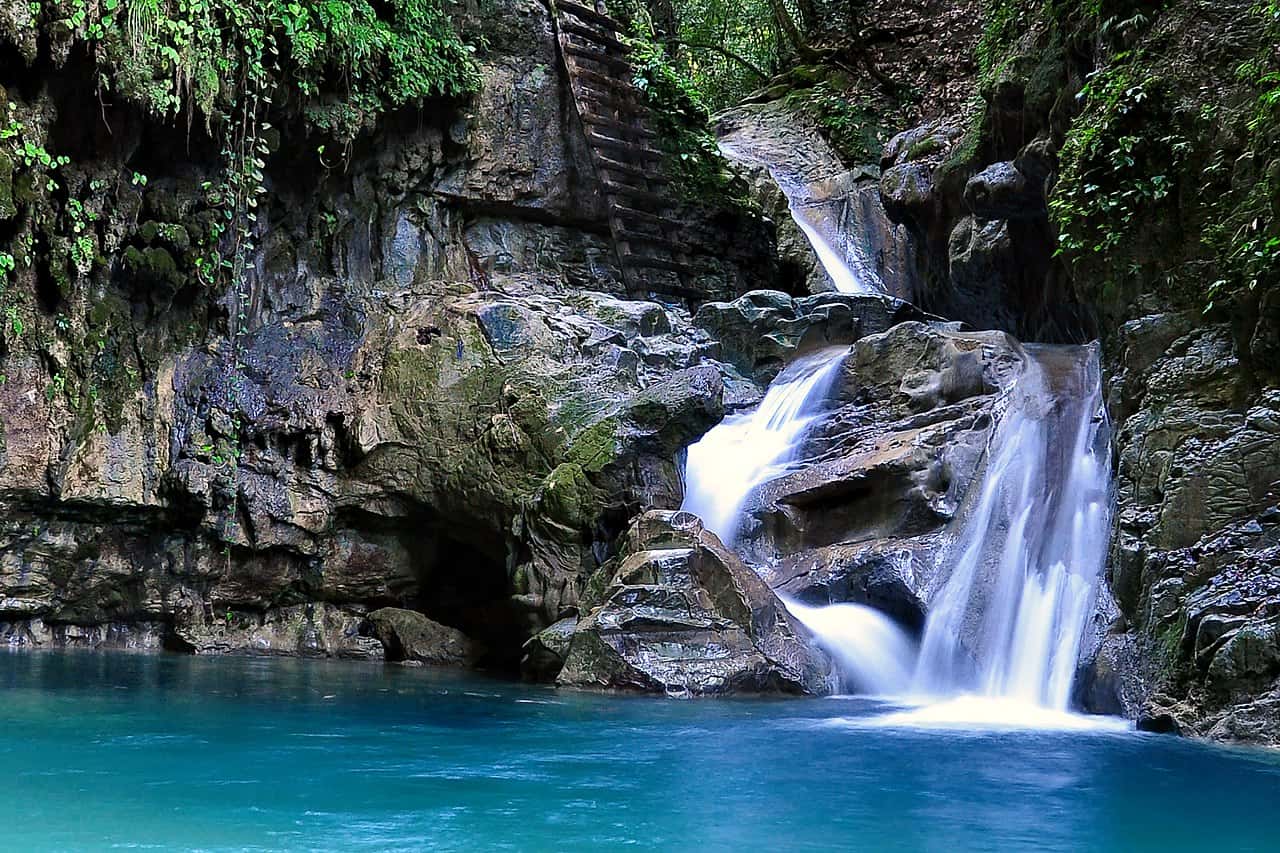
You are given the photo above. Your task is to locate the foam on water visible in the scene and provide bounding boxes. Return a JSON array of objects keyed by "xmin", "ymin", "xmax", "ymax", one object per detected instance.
[{"xmin": 821, "ymin": 696, "xmax": 1132, "ymax": 733}]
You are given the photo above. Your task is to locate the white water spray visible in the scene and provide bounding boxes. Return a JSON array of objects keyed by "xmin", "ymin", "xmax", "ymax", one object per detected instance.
[
  {"xmin": 786, "ymin": 195, "xmax": 882, "ymax": 296},
  {"xmin": 784, "ymin": 599, "xmax": 917, "ymax": 696},
  {"xmin": 681, "ymin": 347, "xmax": 847, "ymax": 547},
  {"xmin": 910, "ymin": 346, "xmax": 1111, "ymax": 711}
]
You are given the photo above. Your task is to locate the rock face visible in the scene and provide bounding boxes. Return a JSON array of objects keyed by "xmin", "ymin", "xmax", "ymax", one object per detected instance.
[
  {"xmin": 744, "ymin": 323, "xmax": 1025, "ymax": 628},
  {"xmin": 0, "ymin": 0, "xmax": 770, "ymax": 668},
  {"xmin": 555, "ymin": 511, "xmax": 833, "ymax": 695},
  {"xmin": 1097, "ymin": 318, "xmax": 1280, "ymax": 742},
  {"xmin": 693, "ymin": 289, "xmax": 928, "ymax": 383},
  {"xmin": 877, "ymin": 117, "xmax": 1081, "ymax": 343}
]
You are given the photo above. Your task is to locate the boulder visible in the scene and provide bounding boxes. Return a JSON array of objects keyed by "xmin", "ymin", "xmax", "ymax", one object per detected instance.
[
  {"xmin": 520, "ymin": 615, "xmax": 578, "ymax": 681},
  {"xmin": 367, "ymin": 608, "xmax": 478, "ymax": 666},
  {"xmin": 694, "ymin": 290, "xmax": 925, "ymax": 383},
  {"xmin": 557, "ymin": 511, "xmax": 833, "ymax": 695},
  {"xmin": 963, "ymin": 161, "xmax": 1046, "ymax": 220}
]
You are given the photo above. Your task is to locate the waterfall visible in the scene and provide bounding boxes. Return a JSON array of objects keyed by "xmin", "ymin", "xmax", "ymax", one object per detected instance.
[
  {"xmin": 681, "ymin": 347, "xmax": 848, "ymax": 548},
  {"xmin": 715, "ymin": 123, "xmax": 902, "ymax": 297},
  {"xmin": 910, "ymin": 345, "xmax": 1111, "ymax": 711},
  {"xmin": 785, "ymin": 192, "xmax": 883, "ymax": 296},
  {"xmin": 680, "ymin": 335, "xmax": 1113, "ymax": 717},
  {"xmin": 697, "ymin": 113, "xmax": 1115, "ymax": 721}
]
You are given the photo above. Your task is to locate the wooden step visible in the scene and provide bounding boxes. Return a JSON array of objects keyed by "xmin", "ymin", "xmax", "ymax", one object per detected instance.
[
  {"xmin": 602, "ymin": 179, "xmax": 672, "ymax": 209},
  {"xmin": 612, "ymin": 204, "xmax": 685, "ymax": 231},
  {"xmin": 561, "ymin": 21, "xmax": 630, "ymax": 54},
  {"xmin": 580, "ymin": 112, "xmax": 657, "ymax": 141},
  {"xmin": 571, "ymin": 65, "xmax": 638, "ymax": 96},
  {"xmin": 596, "ymin": 154, "xmax": 668, "ymax": 184},
  {"xmin": 620, "ymin": 253, "xmax": 697, "ymax": 275},
  {"xmin": 614, "ymin": 230, "xmax": 684, "ymax": 251},
  {"xmin": 565, "ymin": 44, "xmax": 633, "ymax": 73},
  {"xmin": 578, "ymin": 92, "xmax": 650, "ymax": 122},
  {"xmin": 576, "ymin": 87, "xmax": 646, "ymax": 114},
  {"xmin": 557, "ymin": 1, "xmax": 621, "ymax": 31},
  {"xmin": 586, "ymin": 131, "xmax": 664, "ymax": 162}
]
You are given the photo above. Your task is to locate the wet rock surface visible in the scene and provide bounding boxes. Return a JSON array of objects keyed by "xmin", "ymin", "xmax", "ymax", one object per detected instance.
[
  {"xmin": 556, "ymin": 511, "xmax": 832, "ymax": 695},
  {"xmin": 1095, "ymin": 317, "xmax": 1280, "ymax": 741},
  {"xmin": 736, "ymin": 324, "xmax": 1026, "ymax": 623},
  {"xmin": 368, "ymin": 607, "xmax": 478, "ymax": 666}
]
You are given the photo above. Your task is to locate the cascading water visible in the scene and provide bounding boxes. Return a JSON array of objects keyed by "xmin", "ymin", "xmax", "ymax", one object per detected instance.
[
  {"xmin": 697, "ymin": 112, "xmax": 1117, "ymax": 722},
  {"xmin": 783, "ymin": 600, "xmax": 917, "ymax": 696},
  {"xmin": 680, "ymin": 333, "xmax": 1114, "ymax": 719},
  {"xmin": 785, "ymin": 193, "xmax": 883, "ymax": 296},
  {"xmin": 681, "ymin": 347, "xmax": 848, "ymax": 547},
  {"xmin": 908, "ymin": 345, "xmax": 1112, "ymax": 712},
  {"xmin": 715, "ymin": 118, "xmax": 908, "ymax": 297}
]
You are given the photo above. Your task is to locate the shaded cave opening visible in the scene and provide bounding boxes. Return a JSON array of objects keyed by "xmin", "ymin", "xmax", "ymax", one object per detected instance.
[
  {"xmin": 413, "ymin": 528, "xmax": 533, "ymax": 675},
  {"xmin": 336, "ymin": 506, "xmax": 534, "ymax": 675}
]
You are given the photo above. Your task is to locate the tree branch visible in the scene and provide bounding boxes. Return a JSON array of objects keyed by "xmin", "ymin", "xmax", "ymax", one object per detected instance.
[{"xmin": 665, "ymin": 39, "xmax": 771, "ymax": 80}]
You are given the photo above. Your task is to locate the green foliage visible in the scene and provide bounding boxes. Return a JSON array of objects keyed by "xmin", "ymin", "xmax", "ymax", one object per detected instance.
[
  {"xmin": 1050, "ymin": 71, "xmax": 1188, "ymax": 261},
  {"xmin": 42, "ymin": 0, "xmax": 479, "ymax": 140},
  {"xmin": 623, "ymin": 0, "xmax": 800, "ymax": 111},
  {"xmin": 624, "ymin": 11, "xmax": 748, "ymax": 205},
  {"xmin": 785, "ymin": 80, "xmax": 897, "ymax": 164},
  {"xmin": 1201, "ymin": 0, "xmax": 1280, "ymax": 312},
  {"xmin": 977, "ymin": 0, "xmax": 1034, "ymax": 80}
]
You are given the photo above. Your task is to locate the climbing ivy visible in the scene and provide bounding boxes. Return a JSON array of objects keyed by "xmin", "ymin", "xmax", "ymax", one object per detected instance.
[
  {"xmin": 41, "ymin": 0, "xmax": 480, "ymax": 139},
  {"xmin": 1201, "ymin": 0, "xmax": 1280, "ymax": 312}
]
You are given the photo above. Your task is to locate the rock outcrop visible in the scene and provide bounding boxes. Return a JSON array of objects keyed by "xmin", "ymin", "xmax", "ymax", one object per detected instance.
[
  {"xmin": 742, "ymin": 323, "xmax": 1026, "ymax": 627},
  {"xmin": 368, "ymin": 608, "xmax": 478, "ymax": 666},
  {"xmin": 554, "ymin": 510, "xmax": 832, "ymax": 695}
]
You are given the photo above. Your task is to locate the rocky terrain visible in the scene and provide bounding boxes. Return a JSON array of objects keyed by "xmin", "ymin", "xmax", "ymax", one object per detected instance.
[{"xmin": 0, "ymin": 0, "xmax": 1277, "ymax": 746}]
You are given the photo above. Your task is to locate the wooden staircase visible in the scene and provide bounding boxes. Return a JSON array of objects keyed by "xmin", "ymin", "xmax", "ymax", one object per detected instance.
[{"xmin": 551, "ymin": 1, "xmax": 698, "ymax": 301}]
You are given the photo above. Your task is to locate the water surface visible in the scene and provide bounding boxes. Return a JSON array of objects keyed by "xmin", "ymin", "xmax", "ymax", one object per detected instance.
[{"xmin": 2, "ymin": 652, "xmax": 1276, "ymax": 851}]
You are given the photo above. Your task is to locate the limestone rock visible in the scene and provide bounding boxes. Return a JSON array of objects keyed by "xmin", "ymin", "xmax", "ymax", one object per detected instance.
[
  {"xmin": 174, "ymin": 604, "xmax": 382, "ymax": 659},
  {"xmin": 520, "ymin": 616, "xmax": 578, "ymax": 681},
  {"xmin": 694, "ymin": 289, "xmax": 926, "ymax": 383},
  {"xmin": 963, "ymin": 161, "xmax": 1046, "ymax": 220},
  {"xmin": 368, "ymin": 608, "xmax": 478, "ymax": 666},
  {"xmin": 557, "ymin": 511, "xmax": 832, "ymax": 695},
  {"xmin": 733, "ymin": 323, "xmax": 1023, "ymax": 577}
]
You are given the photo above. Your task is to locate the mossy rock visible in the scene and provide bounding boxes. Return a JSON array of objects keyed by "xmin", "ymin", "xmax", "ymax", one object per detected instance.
[
  {"xmin": 536, "ymin": 462, "xmax": 599, "ymax": 529},
  {"xmin": 0, "ymin": 148, "xmax": 15, "ymax": 220},
  {"xmin": 123, "ymin": 246, "xmax": 185, "ymax": 291},
  {"xmin": 565, "ymin": 417, "xmax": 622, "ymax": 474}
]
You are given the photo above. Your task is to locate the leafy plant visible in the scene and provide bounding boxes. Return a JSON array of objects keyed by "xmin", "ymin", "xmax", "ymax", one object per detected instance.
[
  {"xmin": 624, "ymin": 10, "xmax": 747, "ymax": 205},
  {"xmin": 1050, "ymin": 72, "xmax": 1187, "ymax": 261}
]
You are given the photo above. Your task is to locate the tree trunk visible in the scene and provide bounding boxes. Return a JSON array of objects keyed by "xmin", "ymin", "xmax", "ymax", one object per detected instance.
[{"xmin": 766, "ymin": 0, "xmax": 805, "ymax": 52}]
